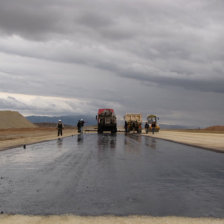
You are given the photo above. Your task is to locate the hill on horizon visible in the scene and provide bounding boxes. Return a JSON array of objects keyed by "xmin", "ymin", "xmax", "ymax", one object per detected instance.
[
  {"xmin": 0, "ymin": 111, "xmax": 36, "ymax": 129},
  {"xmin": 26, "ymin": 115, "xmax": 97, "ymax": 126},
  {"xmin": 204, "ymin": 125, "xmax": 224, "ymax": 131},
  {"xmin": 26, "ymin": 115, "xmax": 198, "ymax": 129}
]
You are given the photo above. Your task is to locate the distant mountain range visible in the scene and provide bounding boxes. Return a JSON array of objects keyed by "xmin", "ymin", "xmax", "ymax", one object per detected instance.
[
  {"xmin": 159, "ymin": 124, "xmax": 196, "ymax": 130},
  {"xmin": 26, "ymin": 115, "xmax": 195, "ymax": 129},
  {"xmin": 26, "ymin": 115, "xmax": 97, "ymax": 126}
]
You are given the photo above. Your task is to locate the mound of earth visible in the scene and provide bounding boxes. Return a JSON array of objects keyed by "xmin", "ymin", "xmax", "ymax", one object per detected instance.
[
  {"xmin": 0, "ymin": 111, "xmax": 36, "ymax": 129},
  {"xmin": 204, "ymin": 126, "xmax": 224, "ymax": 131}
]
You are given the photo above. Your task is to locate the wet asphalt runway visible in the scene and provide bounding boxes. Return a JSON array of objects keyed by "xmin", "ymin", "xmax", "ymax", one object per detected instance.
[{"xmin": 0, "ymin": 133, "xmax": 223, "ymax": 217}]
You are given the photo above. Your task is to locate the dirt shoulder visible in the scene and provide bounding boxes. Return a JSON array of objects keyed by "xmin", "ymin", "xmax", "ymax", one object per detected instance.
[
  {"xmin": 0, "ymin": 127, "xmax": 76, "ymax": 151},
  {"xmin": 1, "ymin": 128, "xmax": 224, "ymax": 153},
  {"xmin": 0, "ymin": 215, "xmax": 223, "ymax": 224},
  {"xmin": 143, "ymin": 130, "xmax": 224, "ymax": 152}
]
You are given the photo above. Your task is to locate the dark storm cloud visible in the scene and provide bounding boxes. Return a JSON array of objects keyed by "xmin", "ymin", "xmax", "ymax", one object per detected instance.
[
  {"xmin": 122, "ymin": 70, "xmax": 224, "ymax": 93},
  {"xmin": 0, "ymin": 0, "xmax": 223, "ymax": 93},
  {"xmin": 0, "ymin": 0, "xmax": 61, "ymax": 39}
]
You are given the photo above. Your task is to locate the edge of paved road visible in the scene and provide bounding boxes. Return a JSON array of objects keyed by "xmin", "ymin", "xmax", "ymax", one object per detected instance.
[
  {"xmin": 142, "ymin": 133, "xmax": 224, "ymax": 153},
  {"xmin": 0, "ymin": 214, "xmax": 224, "ymax": 224},
  {"xmin": 0, "ymin": 133, "xmax": 78, "ymax": 152},
  {"xmin": 1, "ymin": 130, "xmax": 223, "ymax": 154}
]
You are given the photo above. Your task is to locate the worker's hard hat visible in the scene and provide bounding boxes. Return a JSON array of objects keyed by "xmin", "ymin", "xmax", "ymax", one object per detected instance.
[
  {"xmin": 80, "ymin": 118, "xmax": 83, "ymax": 121},
  {"xmin": 58, "ymin": 120, "xmax": 61, "ymax": 122}
]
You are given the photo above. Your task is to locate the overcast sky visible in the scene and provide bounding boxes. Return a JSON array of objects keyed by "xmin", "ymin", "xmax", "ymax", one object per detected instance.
[{"xmin": 0, "ymin": 0, "xmax": 223, "ymax": 127}]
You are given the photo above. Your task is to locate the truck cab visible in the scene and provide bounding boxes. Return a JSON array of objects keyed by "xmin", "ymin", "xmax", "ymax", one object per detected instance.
[
  {"xmin": 124, "ymin": 113, "xmax": 142, "ymax": 133},
  {"xmin": 96, "ymin": 109, "xmax": 117, "ymax": 134},
  {"xmin": 147, "ymin": 114, "xmax": 160, "ymax": 132}
]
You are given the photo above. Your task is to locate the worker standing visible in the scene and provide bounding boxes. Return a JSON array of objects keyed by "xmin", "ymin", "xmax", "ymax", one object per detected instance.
[
  {"xmin": 151, "ymin": 122, "xmax": 156, "ymax": 134},
  {"xmin": 57, "ymin": 120, "xmax": 64, "ymax": 136},
  {"xmin": 145, "ymin": 122, "xmax": 149, "ymax": 134},
  {"xmin": 124, "ymin": 121, "xmax": 128, "ymax": 133},
  {"xmin": 77, "ymin": 118, "xmax": 85, "ymax": 133}
]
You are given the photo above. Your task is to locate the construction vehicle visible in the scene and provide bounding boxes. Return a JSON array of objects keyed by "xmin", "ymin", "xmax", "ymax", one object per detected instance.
[
  {"xmin": 147, "ymin": 114, "xmax": 160, "ymax": 133},
  {"xmin": 96, "ymin": 109, "xmax": 117, "ymax": 134},
  {"xmin": 124, "ymin": 113, "xmax": 142, "ymax": 133}
]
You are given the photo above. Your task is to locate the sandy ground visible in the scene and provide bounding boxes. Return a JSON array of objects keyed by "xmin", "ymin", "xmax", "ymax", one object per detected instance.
[
  {"xmin": 0, "ymin": 127, "xmax": 76, "ymax": 151},
  {"xmin": 1, "ymin": 128, "xmax": 224, "ymax": 152},
  {"xmin": 143, "ymin": 130, "xmax": 224, "ymax": 152},
  {"xmin": 0, "ymin": 215, "xmax": 224, "ymax": 224},
  {"xmin": 0, "ymin": 111, "xmax": 36, "ymax": 129}
]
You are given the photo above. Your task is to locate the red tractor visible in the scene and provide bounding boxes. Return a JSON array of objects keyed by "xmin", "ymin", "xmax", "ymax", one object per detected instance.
[{"xmin": 96, "ymin": 109, "xmax": 117, "ymax": 134}]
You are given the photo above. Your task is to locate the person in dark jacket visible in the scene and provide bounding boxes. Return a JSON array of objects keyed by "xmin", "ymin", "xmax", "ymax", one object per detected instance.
[
  {"xmin": 57, "ymin": 120, "xmax": 64, "ymax": 136},
  {"xmin": 145, "ymin": 122, "xmax": 149, "ymax": 134},
  {"xmin": 124, "ymin": 121, "xmax": 128, "ymax": 133},
  {"xmin": 77, "ymin": 119, "xmax": 85, "ymax": 133},
  {"xmin": 151, "ymin": 122, "xmax": 156, "ymax": 134}
]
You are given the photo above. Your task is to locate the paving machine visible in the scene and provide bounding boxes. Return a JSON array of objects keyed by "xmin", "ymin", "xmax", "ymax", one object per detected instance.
[{"xmin": 147, "ymin": 114, "xmax": 160, "ymax": 133}]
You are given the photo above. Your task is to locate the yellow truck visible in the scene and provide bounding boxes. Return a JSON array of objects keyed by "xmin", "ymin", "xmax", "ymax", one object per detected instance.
[{"xmin": 124, "ymin": 113, "xmax": 142, "ymax": 133}]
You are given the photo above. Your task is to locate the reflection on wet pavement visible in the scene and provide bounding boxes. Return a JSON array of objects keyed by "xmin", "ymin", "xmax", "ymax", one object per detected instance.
[
  {"xmin": 98, "ymin": 133, "xmax": 116, "ymax": 150},
  {"xmin": 0, "ymin": 134, "xmax": 223, "ymax": 217},
  {"xmin": 57, "ymin": 138, "xmax": 63, "ymax": 148},
  {"xmin": 77, "ymin": 134, "xmax": 84, "ymax": 144},
  {"xmin": 144, "ymin": 137, "xmax": 157, "ymax": 149}
]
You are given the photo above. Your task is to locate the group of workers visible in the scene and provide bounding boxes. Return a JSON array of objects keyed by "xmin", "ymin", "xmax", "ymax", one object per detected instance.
[
  {"xmin": 57, "ymin": 119, "xmax": 156, "ymax": 137},
  {"xmin": 144, "ymin": 121, "xmax": 156, "ymax": 134},
  {"xmin": 56, "ymin": 119, "xmax": 85, "ymax": 136}
]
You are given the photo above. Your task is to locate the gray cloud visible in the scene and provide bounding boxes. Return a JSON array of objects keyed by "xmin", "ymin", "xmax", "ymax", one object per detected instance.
[{"xmin": 0, "ymin": 0, "xmax": 223, "ymax": 126}]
